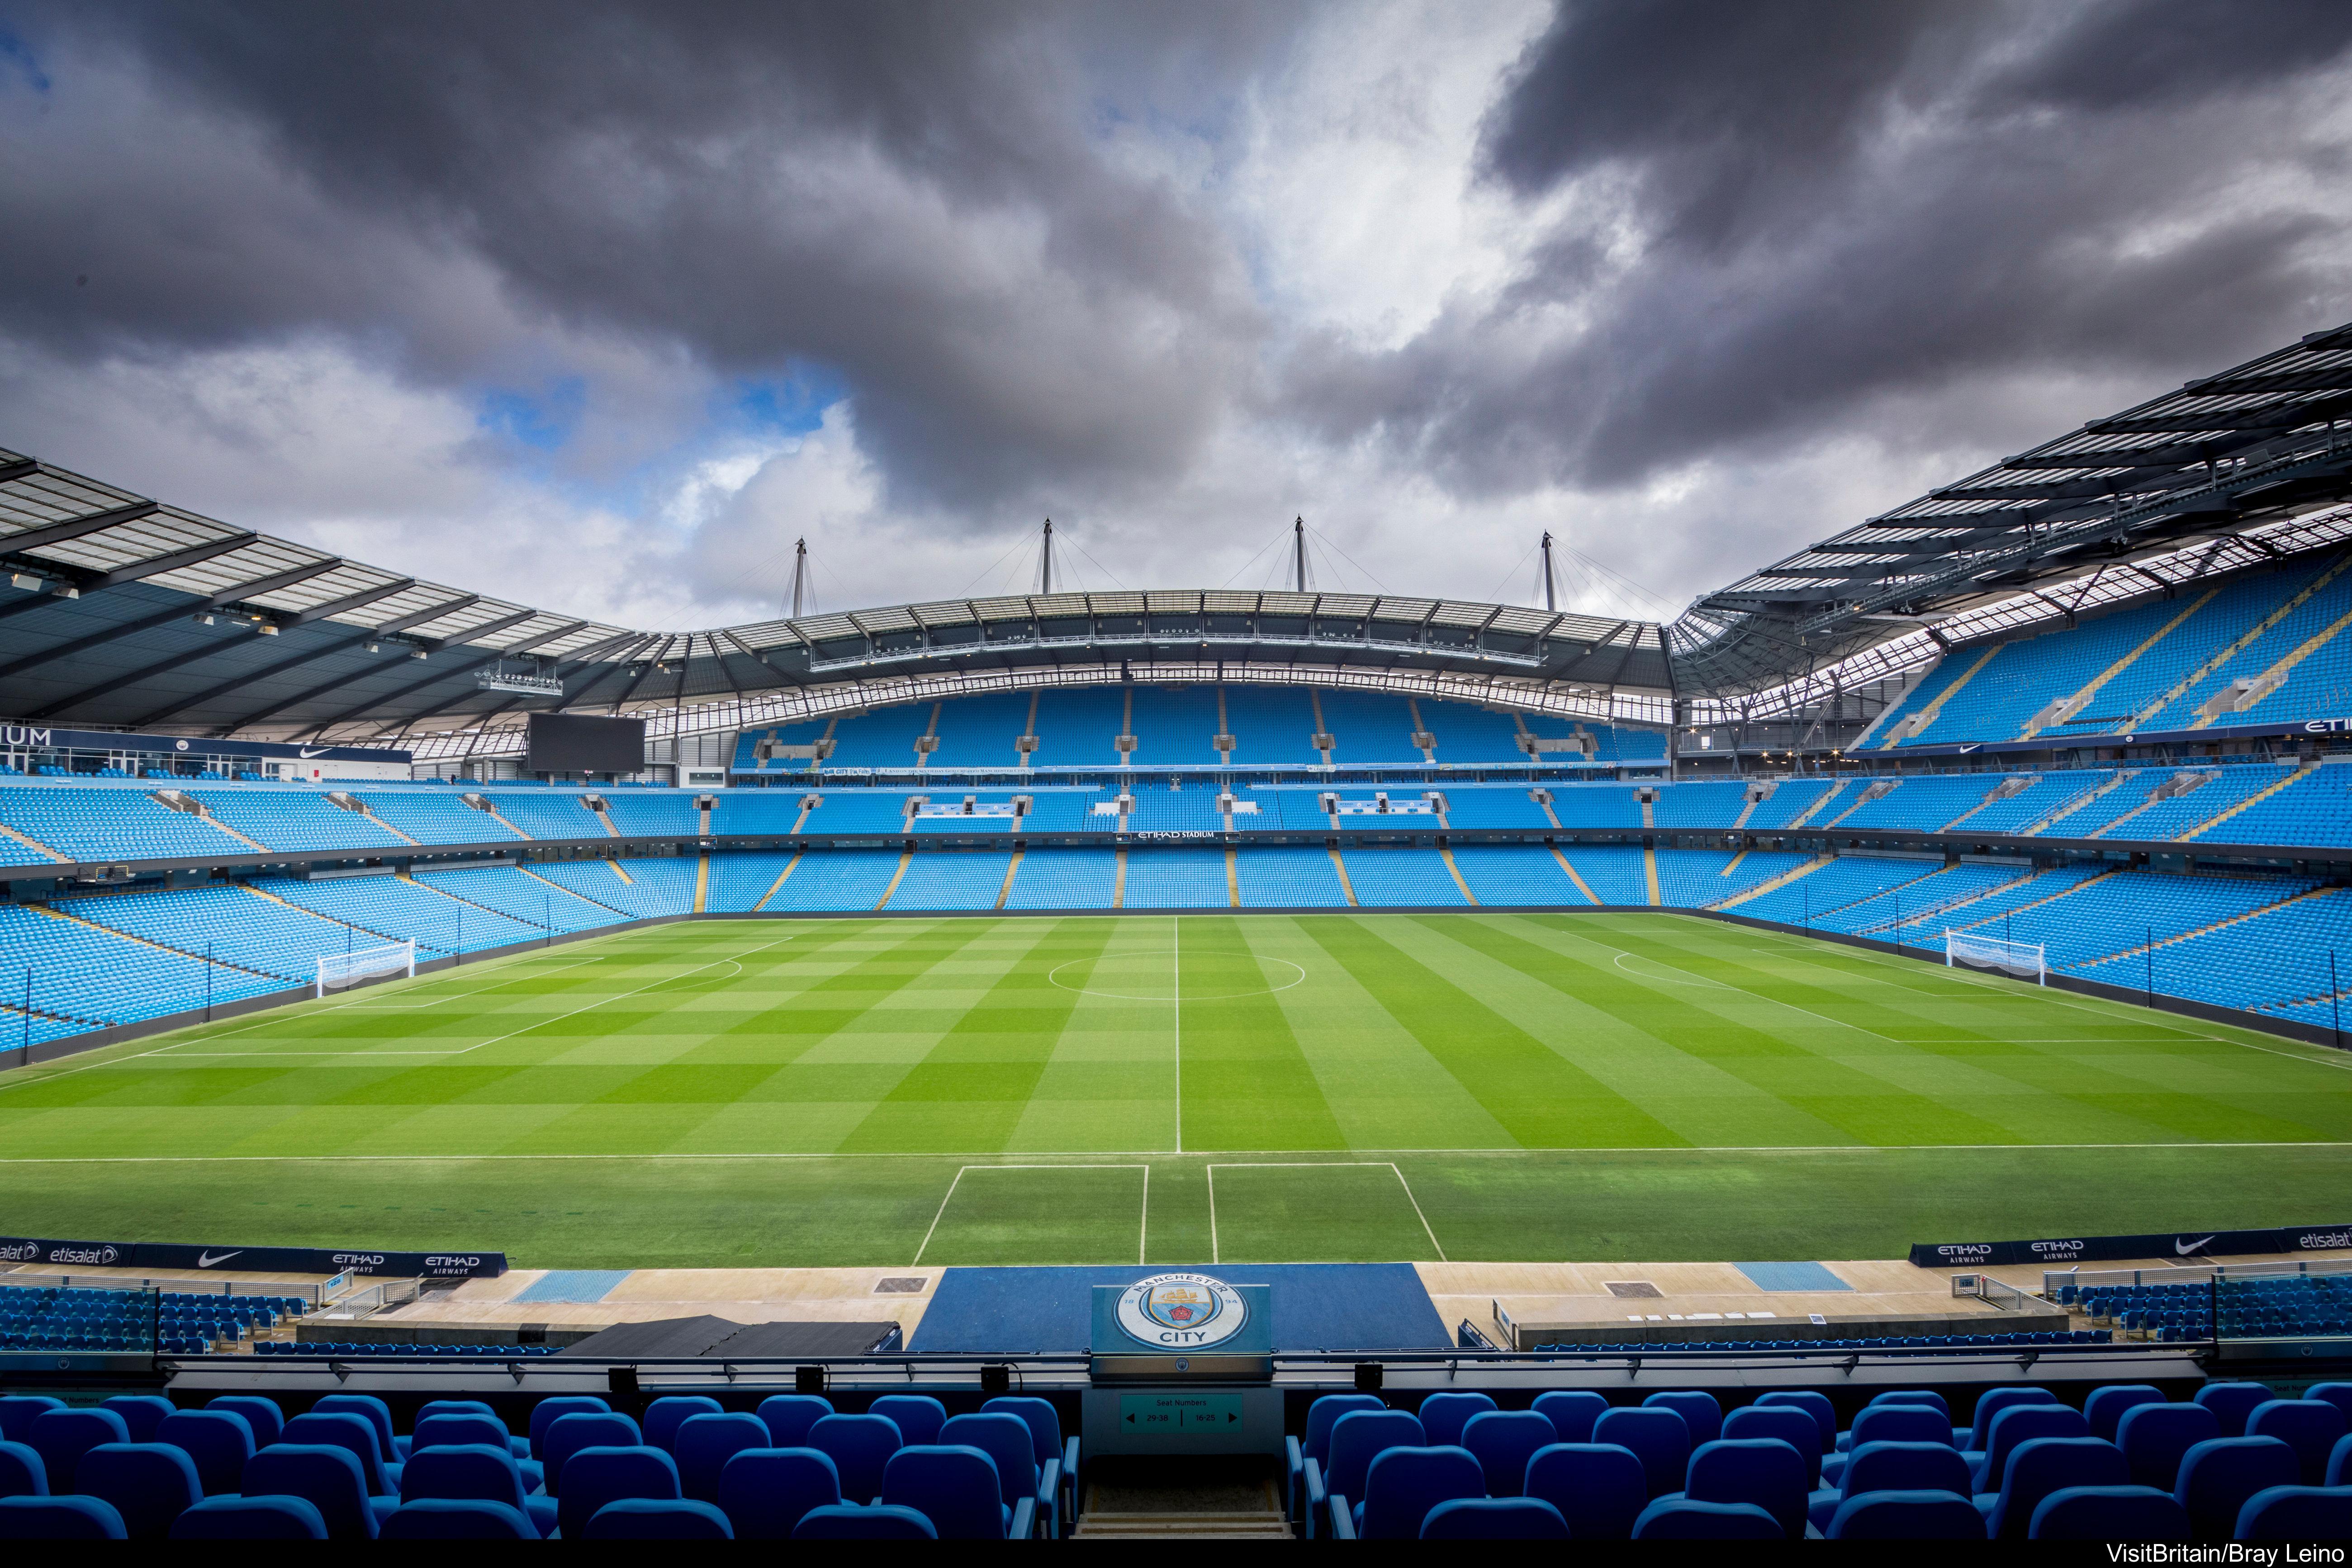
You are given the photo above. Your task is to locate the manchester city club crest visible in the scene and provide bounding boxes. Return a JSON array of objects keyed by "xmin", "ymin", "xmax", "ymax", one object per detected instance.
[{"xmin": 1114, "ymin": 1272, "xmax": 1248, "ymax": 1349}]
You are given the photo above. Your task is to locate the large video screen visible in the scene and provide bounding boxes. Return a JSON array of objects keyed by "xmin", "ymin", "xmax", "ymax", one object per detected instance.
[{"xmin": 526, "ymin": 713, "xmax": 645, "ymax": 775}]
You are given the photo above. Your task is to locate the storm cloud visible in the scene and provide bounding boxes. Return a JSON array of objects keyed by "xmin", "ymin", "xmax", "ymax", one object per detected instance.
[{"xmin": 3, "ymin": 0, "xmax": 2350, "ymax": 627}]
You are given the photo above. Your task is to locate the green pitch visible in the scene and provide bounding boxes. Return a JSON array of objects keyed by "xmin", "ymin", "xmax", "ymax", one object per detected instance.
[{"xmin": 4, "ymin": 912, "xmax": 2350, "ymax": 1269}]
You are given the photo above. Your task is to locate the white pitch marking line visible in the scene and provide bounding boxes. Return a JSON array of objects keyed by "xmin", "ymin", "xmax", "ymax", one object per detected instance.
[
  {"xmin": 909, "ymin": 1162, "xmax": 1152, "ymax": 1267},
  {"xmin": 1173, "ymin": 914, "xmax": 1182, "ymax": 1156},
  {"xmin": 1205, "ymin": 1160, "xmax": 1448, "ymax": 1263}
]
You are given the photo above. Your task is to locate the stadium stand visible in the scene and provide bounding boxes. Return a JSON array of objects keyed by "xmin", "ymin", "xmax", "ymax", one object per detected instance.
[
  {"xmin": 1340, "ymin": 848, "xmax": 1467, "ymax": 907},
  {"xmin": 1120, "ymin": 848, "xmax": 1231, "ymax": 909},
  {"xmin": 885, "ymin": 851, "xmax": 1012, "ymax": 911},
  {"xmin": 1438, "ymin": 786, "xmax": 1553, "ymax": 830},
  {"xmin": 1235, "ymin": 845, "xmax": 1347, "ymax": 908},
  {"xmin": 1003, "ymin": 848, "xmax": 1117, "ymax": 909},
  {"xmin": 360, "ymin": 791, "xmax": 522, "ymax": 845},
  {"xmin": 707, "ymin": 850, "xmax": 798, "ymax": 912},
  {"xmin": 763, "ymin": 850, "xmax": 901, "ymax": 912}
]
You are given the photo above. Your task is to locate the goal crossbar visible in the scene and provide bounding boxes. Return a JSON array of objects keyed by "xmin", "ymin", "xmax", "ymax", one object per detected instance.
[
  {"xmin": 317, "ymin": 939, "xmax": 416, "ymax": 998},
  {"xmin": 1945, "ymin": 928, "xmax": 2046, "ymax": 984}
]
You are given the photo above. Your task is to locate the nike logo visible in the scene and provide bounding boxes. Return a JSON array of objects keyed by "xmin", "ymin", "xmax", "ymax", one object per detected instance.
[
  {"xmin": 298, "ymin": 748, "xmax": 328, "ymax": 758},
  {"xmin": 2175, "ymin": 1236, "xmax": 2215, "ymax": 1255},
  {"xmin": 196, "ymin": 1250, "xmax": 241, "ymax": 1268}
]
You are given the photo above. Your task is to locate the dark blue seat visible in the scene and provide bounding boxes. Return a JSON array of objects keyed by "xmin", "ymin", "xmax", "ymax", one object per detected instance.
[
  {"xmin": 1420, "ymin": 1496, "xmax": 1569, "ymax": 1538},
  {"xmin": 2029, "ymin": 1484, "xmax": 2189, "ymax": 1540},
  {"xmin": 1677, "ymin": 1436, "xmax": 1809, "ymax": 1538},
  {"xmin": 1753, "ymin": 1391, "xmax": 1835, "ymax": 1456},
  {"xmin": 1523, "ymin": 1442, "xmax": 1647, "ymax": 1540},
  {"xmin": 981, "ymin": 1395, "xmax": 1078, "ymax": 1527},
  {"xmin": 869, "ymin": 1396, "xmax": 948, "ymax": 1447},
  {"xmin": 0, "ymin": 1440, "xmax": 44, "ymax": 1499},
  {"xmin": 1812, "ymin": 1439, "xmax": 1973, "ymax": 1531},
  {"xmin": 205, "ymin": 1395, "xmax": 283, "ymax": 1449},
  {"xmin": 755, "ymin": 1394, "xmax": 833, "ymax": 1449},
  {"xmin": 155, "ymin": 1409, "xmax": 252, "ymax": 1497},
  {"xmin": 642, "ymin": 1397, "xmax": 724, "ymax": 1455},
  {"xmin": 0, "ymin": 1397, "xmax": 62, "ymax": 1445},
  {"xmin": 1530, "ymin": 1390, "xmax": 1608, "ymax": 1445},
  {"xmin": 1287, "ymin": 1393, "xmax": 1384, "ymax": 1527},
  {"xmin": 542, "ymin": 1412, "xmax": 641, "ymax": 1496},
  {"xmin": 1632, "ymin": 1497, "xmax": 1782, "ymax": 1538},
  {"xmin": 2246, "ymin": 1400, "xmax": 2347, "ymax": 1486},
  {"xmin": 167, "ymin": 1495, "xmax": 328, "ymax": 1539},
  {"xmin": 1979, "ymin": 1436, "xmax": 2128, "ymax": 1539},
  {"xmin": 528, "ymin": 1396, "xmax": 610, "ymax": 1459},
  {"xmin": 1645, "ymin": 1390, "xmax": 1722, "ymax": 1447},
  {"xmin": 1822, "ymin": 1404, "xmax": 1957, "ymax": 1486},
  {"xmin": 311, "ymin": 1395, "xmax": 398, "ymax": 1462},
  {"xmin": 27, "ymin": 1407, "xmax": 128, "ymax": 1490},
  {"xmin": 792, "ymin": 1502, "xmax": 937, "ymax": 1539},
  {"xmin": 2120, "ymin": 1403, "xmax": 2221, "ymax": 1492},
  {"xmin": 2177, "ymin": 1437, "xmax": 2298, "ymax": 1540},
  {"xmin": 1973, "ymin": 1404, "xmax": 2089, "ymax": 1491},
  {"xmin": 2308, "ymin": 1384, "xmax": 2352, "ymax": 1426},
  {"xmin": 940, "ymin": 1412, "xmax": 1050, "ymax": 1537},
  {"xmin": 1962, "ymin": 1387, "xmax": 2058, "ymax": 1457},
  {"xmin": 1311, "ymin": 1409, "xmax": 1423, "ymax": 1539},
  {"xmin": 1722, "ymin": 1406, "xmax": 1822, "ymax": 1489},
  {"xmin": 2196, "ymin": 1383, "xmax": 2275, "ymax": 1440},
  {"xmin": 76, "ymin": 1442, "xmax": 201, "ymax": 1539},
  {"xmin": 1460, "ymin": 1410, "xmax": 1553, "ymax": 1498},
  {"xmin": 555, "ymin": 1446, "xmax": 678, "ymax": 1541},
  {"xmin": 1826, "ymin": 1489, "xmax": 1986, "ymax": 1540},
  {"xmin": 673, "ymin": 1412, "xmax": 772, "ymax": 1504},
  {"xmin": 716, "ymin": 1446, "xmax": 839, "ymax": 1540},
  {"xmin": 883, "ymin": 1444, "xmax": 1024, "ymax": 1539},
  {"xmin": 98, "ymin": 1396, "xmax": 176, "ymax": 1445},
  {"xmin": 408, "ymin": 1404, "xmax": 529, "ymax": 1462},
  {"xmin": 243, "ymin": 1444, "xmax": 377, "ymax": 1539},
  {"xmin": 809, "ymin": 1413, "xmax": 903, "ymax": 1507},
  {"xmin": 399, "ymin": 1442, "xmax": 555, "ymax": 1537},
  {"xmin": 2085, "ymin": 1386, "xmax": 2167, "ymax": 1442},
  {"xmin": 280, "ymin": 1412, "xmax": 397, "ymax": 1501},
  {"xmin": 583, "ymin": 1497, "xmax": 733, "ymax": 1538},
  {"xmin": 1415, "ymin": 1393, "xmax": 1497, "ymax": 1448},
  {"xmin": 2333, "ymin": 1434, "xmax": 2352, "ymax": 1487},
  {"xmin": 1592, "ymin": 1406, "xmax": 1689, "ymax": 1499},
  {"xmin": 0, "ymin": 1494, "xmax": 126, "ymax": 1538},
  {"xmin": 410, "ymin": 1414, "xmax": 543, "ymax": 1491},
  {"xmin": 1346, "ymin": 1445, "xmax": 1483, "ymax": 1540},
  {"xmin": 380, "ymin": 1498, "xmax": 536, "ymax": 1538},
  {"xmin": 2235, "ymin": 1484, "xmax": 2352, "ymax": 1540}
]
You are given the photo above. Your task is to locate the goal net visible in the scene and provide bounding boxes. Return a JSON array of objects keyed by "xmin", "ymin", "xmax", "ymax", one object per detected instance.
[
  {"xmin": 1945, "ymin": 929, "xmax": 2046, "ymax": 983},
  {"xmin": 317, "ymin": 939, "xmax": 416, "ymax": 997}
]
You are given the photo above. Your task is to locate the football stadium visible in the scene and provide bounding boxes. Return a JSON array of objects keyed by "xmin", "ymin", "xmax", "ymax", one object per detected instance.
[{"xmin": 3, "ymin": 323, "xmax": 2352, "ymax": 1541}]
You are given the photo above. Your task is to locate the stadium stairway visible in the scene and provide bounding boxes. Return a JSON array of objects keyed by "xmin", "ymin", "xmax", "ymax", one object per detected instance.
[
  {"xmin": 2075, "ymin": 880, "xmax": 2339, "ymax": 972},
  {"xmin": 2130, "ymin": 551, "xmax": 2352, "ymax": 730},
  {"xmin": 1876, "ymin": 640, "xmax": 2004, "ymax": 748},
  {"xmin": 2180, "ymin": 759, "xmax": 2319, "ymax": 840},
  {"xmin": 239, "ymin": 880, "xmax": 405, "ymax": 949},
  {"xmin": 1781, "ymin": 780, "xmax": 1847, "ymax": 828},
  {"xmin": 1714, "ymin": 854, "xmax": 1830, "ymax": 910},
  {"xmin": 0, "ymin": 818, "xmax": 68, "ymax": 862},
  {"xmin": 26, "ymin": 899, "xmax": 276, "ymax": 983},
  {"xmin": 515, "ymin": 862, "xmax": 632, "ymax": 920},
  {"xmin": 1950, "ymin": 864, "xmax": 2121, "ymax": 933}
]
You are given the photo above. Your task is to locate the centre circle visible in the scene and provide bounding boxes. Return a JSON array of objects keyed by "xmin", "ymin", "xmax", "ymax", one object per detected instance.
[{"xmin": 1046, "ymin": 950, "xmax": 1307, "ymax": 1001}]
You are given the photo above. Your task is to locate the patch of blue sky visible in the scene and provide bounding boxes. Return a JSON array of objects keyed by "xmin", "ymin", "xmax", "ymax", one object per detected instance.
[
  {"xmin": 475, "ymin": 376, "xmax": 587, "ymax": 452},
  {"xmin": 0, "ymin": 29, "xmax": 51, "ymax": 93},
  {"xmin": 731, "ymin": 364, "xmax": 846, "ymax": 437}
]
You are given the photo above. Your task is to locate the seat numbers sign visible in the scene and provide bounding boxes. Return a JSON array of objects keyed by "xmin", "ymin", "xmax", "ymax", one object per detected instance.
[{"xmin": 1119, "ymin": 1393, "xmax": 1243, "ymax": 1432}]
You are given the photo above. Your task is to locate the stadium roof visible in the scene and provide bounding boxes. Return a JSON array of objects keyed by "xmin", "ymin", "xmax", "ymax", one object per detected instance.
[
  {"xmin": 0, "ymin": 449, "xmax": 1671, "ymax": 743},
  {"xmin": 1670, "ymin": 321, "xmax": 2352, "ymax": 696}
]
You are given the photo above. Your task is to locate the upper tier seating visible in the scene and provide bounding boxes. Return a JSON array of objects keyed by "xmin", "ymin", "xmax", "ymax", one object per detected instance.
[
  {"xmin": 0, "ymin": 787, "xmax": 242, "ymax": 862},
  {"xmin": 360, "ymin": 792, "xmax": 522, "ymax": 845},
  {"xmin": 190, "ymin": 791, "xmax": 409, "ymax": 853},
  {"xmin": 1440, "ymin": 787, "xmax": 1553, "ymax": 830}
]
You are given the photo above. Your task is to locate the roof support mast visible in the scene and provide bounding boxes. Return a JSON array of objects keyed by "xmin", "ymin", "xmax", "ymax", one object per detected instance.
[
  {"xmin": 1040, "ymin": 518, "xmax": 1053, "ymax": 596},
  {"xmin": 1293, "ymin": 516, "xmax": 1307, "ymax": 593},
  {"xmin": 1541, "ymin": 531, "xmax": 1559, "ymax": 612},
  {"xmin": 789, "ymin": 538, "xmax": 807, "ymax": 620}
]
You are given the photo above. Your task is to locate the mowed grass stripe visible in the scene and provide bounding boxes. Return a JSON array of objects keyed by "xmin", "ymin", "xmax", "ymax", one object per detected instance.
[{"xmin": 1177, "ymin": 916, "xmax": 1350, "ymax": 1152}]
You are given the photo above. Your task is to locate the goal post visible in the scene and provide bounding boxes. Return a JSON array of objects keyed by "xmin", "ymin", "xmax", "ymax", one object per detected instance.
[
  {"xmin": 317, "ymin": 938, "xmax": 416, "ymax": 998},
  {"xmin": 1945, "ymin": 928, "xmax": 2046, "ymax": 984}
]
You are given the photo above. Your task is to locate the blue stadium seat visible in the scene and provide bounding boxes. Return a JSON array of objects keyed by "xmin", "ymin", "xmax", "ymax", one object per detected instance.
[
  {"xmin": 2197, "ymin": 1383, "xmax": 2276, "ymax": 1439},
  {"xmin": 1753, "ymin": 1391, "xmax": 1835, "ymax": 1455},
  {"xmin": 311, "ymin": 1393, "xmax": 398, "ymax": 1460},
  {"xmin": 0, "ymin": 1440, "xmax": 44, "ymax": 1498},
  {"xmin": 154, "ymin": 1409, "xmax": 251, "ymax": 1496},
  {"xmin": 1963, "ymin": 1386, "xmax": 2058, "ymax": 1456},
  {"xmin": 167, "ymin": 1494, "xmax": 328, "ymax": 1539},
  {"xmin": 939, "ymin": 1412, "xmax": 1051, "ymax": 1538},
  {"xmin": 1826, "ymin": 1488, "xmax": 1987, "ymax": 1540},
  {"xmin": 542, "ymin": 1412, "xmax": 642, "ymax": 1495},
  {"xmin": 380, "ymin": 1497, "xmax": 536, "ymax": 1539},
  {"xmin": 1593, "ymin": 1406, "xmax": 1689, "ymax": 1499},
  {"xmin": 1459, "ymin": 1410, "xmax": 1554, "ymax": 1498},
  {"xmin": 0, "ymin": 1398, "xmax": 62, "ymax": 1445},
  {"xmin": 2245, "ymin": 1399, "xmax": 2347, "ymax": 1485},
  {"xmin": 242, "ymin": 1444, "xmax": 378, "ymax": 1539},
  {"xmin": 27, "ymin": 1407, "xmax": 128, "ymax": 1490},
  {"xmin": 1310, "ymin": 1410, "xmax": 1423, "ymax": 1539},
  {"xmin": 980, "ymin": 1395, "xmax": 1078, "ymax": 1526},
  {"xmin": 1972, "ymin": 1403, "xmax": 2090, "ymax": 1491},
  {"xmin": 1284, "ymin": 1395, "xmax": 1384, "ymax": 1534},
  {"xmin": 280, "ymin": 1411, "xmax": 398, "ymax": 1500},
  {"xmin": 2176, "ymin": 1437, "xmax": 2300, "ymax": 1540},
  {"xmin": 1645, "ymin": 1390, "xmax": 1722, "ymax": 1447},
  {"xmin": 2029, "ymin": 1483, "xmax": 2188, "ymax": 1540},
  {"xmin": 869, "ymin": 1396, "xmax": 948, "ymax": 1447},
  {"xmin": 97, "ymin": 1397, "xmax": 175, "ymax": 1445},
  {"xmin": 1530, "ymin": 1390, "xmax": 1607, "ymax": 1445},
  {"xmin": 756, "ymin": 1394, "xmax": 834, "ymax": 1449},
  {"xmin": 1980, "ymin": 1436, "xmax": 2129, "ymax": 1539},
  {"xmin": 1523, "ymin": 1442, "xmax": 1647, "ymax": 1540},
  {"xmin": 555, "ymin": 1446, "xmax": 679, "ymax": 1540},
  {"xmin": 2235, "ymin": 1484, "xmax": 2352, "ymax": 1540},
  {"xmin": 1414, "ymin": 1392, "xmax": 1496, "ymax": 1449},
  {"xmin": 0, "ymin": 1493, "xmax": 128, "ymax": 1539},
  {"xmin": 716, "ymin": 1447, "xmax": 840, "ymax": 1540},
  {"xmin": 399, "ymin": 1442, "xmax": 554, "ymax": 1537},
  {"xmin": 583, "ymin": 1497, "xmax": 733, "ymax": 1538},
  {"xmin": 2120, "ymin": 1402, "xmax": 2221, "ymax": 1491},
  {"xmin": 205, "ymin": 1395, "xmax": 283, "ymax": 1448},
  {"xmin": 641, "ymin": 1396, "xmax": 723, "ymax": 1455},
  {"xmin": 75, "ymin": 1442, "xmax": 201, "ymax": 1539},
  {"xmin": 1812, "ymin": 1440, "xmax": 1973, "ymax": 1531},
  {"xmin": 2086, "ymin": 1385, "xmax": 2167, "ymax": 1442},
  {"xmin": 528, "ymin": 1396, "xmax": 610, "ymax": 1459},
  {"xmin": 791, "ymin": 1502, "xmax": 937, "ymax": 1539},
  {"xmin": 808, "ymin": 1414, "xmax": 903, "ymax": 1506},
  {"xmin": 1342, "ymin": 1444, "xmax": 1484, "ymax": 1540},
  {"xmin": 882, "ymin": 1444, "xmax": 1025, "ymax": 1540},
  {"xmin": 1722, "ymin": 1406, "xmax": 1823, "ymax": 1488},
  {"xmin": 1419, "ymin": 1496, "xmax": 1569, "ymax": 1538},
  {"xmin": 672, "ymin": 1413, "xmax": 771, "ymax": 1504},
  {"xmin": 1674, "ymin": 1436, "xmax": 1812, "ymax": 1538}
]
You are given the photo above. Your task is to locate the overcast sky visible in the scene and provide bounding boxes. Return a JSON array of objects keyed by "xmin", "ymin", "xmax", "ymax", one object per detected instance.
[{"xmin": 5, "ymin": 0, "xmax": 2352, "ymax": 633}]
